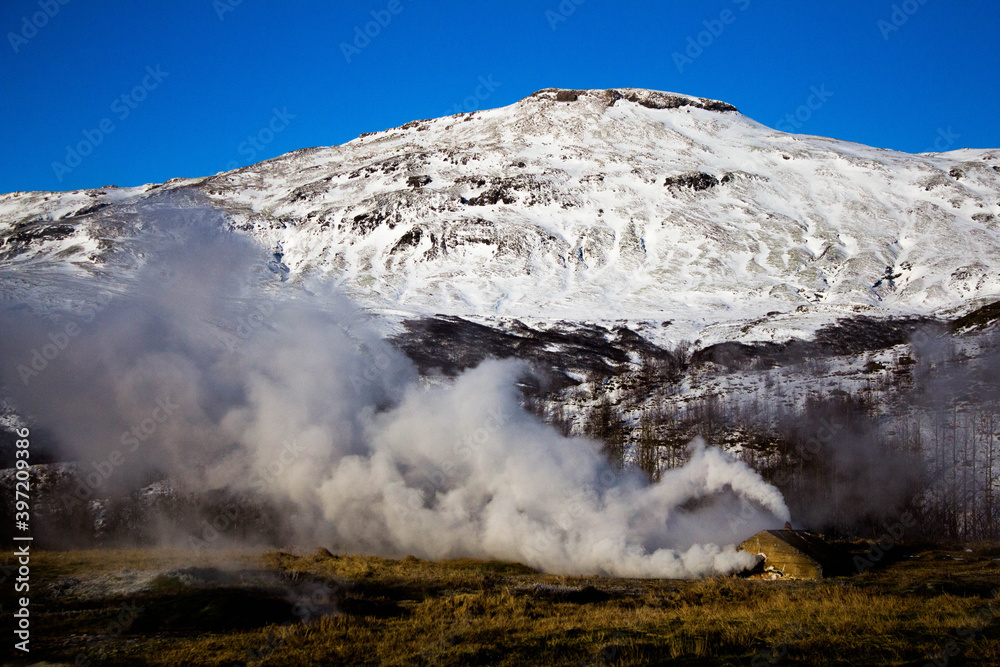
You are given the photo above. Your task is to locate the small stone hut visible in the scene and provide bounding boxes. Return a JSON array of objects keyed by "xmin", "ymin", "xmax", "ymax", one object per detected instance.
[{"xmin": 740, "ymin": 530, "xmax": 848, "ymax": 579}]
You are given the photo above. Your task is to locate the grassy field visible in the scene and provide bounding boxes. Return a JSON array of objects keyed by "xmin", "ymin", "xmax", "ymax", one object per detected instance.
[{"xmin": 3, "ymin": 544, "xmax": 1000, "ymax": 666}]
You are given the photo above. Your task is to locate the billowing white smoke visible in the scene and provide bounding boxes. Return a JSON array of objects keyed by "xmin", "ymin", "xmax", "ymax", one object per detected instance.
[
  {"xmin": 307, "ymin": 362, "xmax": 789, "ymax": 577},
  {"xmin": 0, "ymin": 220, "xmax": 789, "ymax": 578}
]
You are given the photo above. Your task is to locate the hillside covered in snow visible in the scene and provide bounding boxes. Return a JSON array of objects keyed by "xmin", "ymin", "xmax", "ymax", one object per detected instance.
[
  {"xmin": 2, "ymin": 87, "xmax": 999, "ymax": 347},
  {"xmin": 4, "ymin": 88, "xmax": 1000, "ymax": 550}
]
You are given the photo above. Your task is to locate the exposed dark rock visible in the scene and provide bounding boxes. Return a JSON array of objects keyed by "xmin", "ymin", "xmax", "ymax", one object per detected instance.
[
  {"xmin": 616, "ymin": 89, "xmax": 738, "ymax": 113},
  {"xmin": 407, "ymin": 175, "xmax": 433, "ymax": 188},
  {"xmin": 467, "ymin": 186, "xmax": 515, "ymax": 206},
  {"xmin": 349, "ymin": 192, "xmax": 419, "ymax": 233},
  {"xmin": 352, "ymin": 212, "xmax": 382, "ymax": 233},
  {"xmin": 391, "ymin": 227, "xmax": 423, "ymax": 253},
  {"xmin": 720, "ymin": 171, "xmax": 768, "ymax": 185},
  {"xmin": 1, "ymin": 222, "xmax": 77, "ymax": 259},
  {"xmin": 348, "ymin": 152, "xmax": 431, "ymax": 179},
  {"xmin": 393, "ymin": 119, "xmax": 435, "ymax": 132},
  {"xmin": 873, "ymin": 266, "xmax": 903, "ymax": 289},
  {"xmin": 70, "ymin": 202, "xmax": 110, "ymax": 217},
  {"xmin": 285, "ymin": 177, "xmax": 334, "ymax": 203},
  {"xmin": 664, "ymin": 172, "xmax": 720, "ymax": 191},
  {"xmin": 463, "ymin": 174, "xmax": 554, "ymax": 207},
  {"xmin": 527, "ymin": 88, "xmax": 738, "ymax": 113}
]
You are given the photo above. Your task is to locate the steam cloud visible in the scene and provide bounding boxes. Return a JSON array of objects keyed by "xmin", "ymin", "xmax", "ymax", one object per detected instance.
[{"xmin": 0, "ymin": 208, "xmax": 789, "ymax": 578}]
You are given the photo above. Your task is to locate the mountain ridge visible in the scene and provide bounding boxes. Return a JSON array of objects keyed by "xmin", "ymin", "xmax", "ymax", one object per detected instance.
[{"xmin": 2, "ymin": 87, "xmax": 999, "ymax": 346}]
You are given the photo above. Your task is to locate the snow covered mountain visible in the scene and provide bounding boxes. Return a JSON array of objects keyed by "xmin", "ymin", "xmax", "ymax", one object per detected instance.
[
  {"xmin": 2, "ymin": 87, "xmax": 999, "ymax": 346},
  {"xmin": 4, "ymin": 88, "xmax": 1000, "ymax": 552}
]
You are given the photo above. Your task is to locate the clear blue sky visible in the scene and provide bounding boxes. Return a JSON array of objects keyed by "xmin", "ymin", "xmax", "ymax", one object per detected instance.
[{"xmin": 2, "ymin": 0, "xmax": 998, "ymax": 193}]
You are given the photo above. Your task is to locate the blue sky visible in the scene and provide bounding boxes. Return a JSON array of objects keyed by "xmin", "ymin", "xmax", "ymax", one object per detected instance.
[{"xmin": 1, "ymin": 0, "xmax": 998, "ymax": 193}]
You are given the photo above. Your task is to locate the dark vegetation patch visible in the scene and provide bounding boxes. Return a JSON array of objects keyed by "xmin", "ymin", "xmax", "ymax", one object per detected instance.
[
  {"xmin": 952, "ymin": 300, "xmax": 1000, "ymax": 332},
  {"xmin": 338, "ymin": 594, "xmax": 408, "ymax": 618},
  {"xmin": 525, "ymin": 584, "xmax": 612, "ymax": 604},
  {"xmin": 132, "ymin": 583, "xmax": 295, "ymax": 632},
  {"xmin": 392, "ymin": 316, "xmax": 668, "ymax": 390},
  {"xmin": 443, "ymin": 559, "xmax": 537, "ymax": 576},
  {"xmin": 691, "ymin": 316, "xmax": 941, "ymax": 371}
]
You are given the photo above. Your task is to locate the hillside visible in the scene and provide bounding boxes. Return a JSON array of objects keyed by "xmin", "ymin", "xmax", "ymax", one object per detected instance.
[
  {"xmin": 2, "ymin": 87, "xmax": 999, "ymax": 346},
  {"xmin": 2, "ymin": 88, "xmax": 1000, "ymax": 558}
]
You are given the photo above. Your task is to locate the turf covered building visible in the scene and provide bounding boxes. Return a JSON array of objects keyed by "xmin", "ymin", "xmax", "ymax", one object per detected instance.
[{"xmin": 740, "ymin": 530, "xmax": 850, "ymax": 579}]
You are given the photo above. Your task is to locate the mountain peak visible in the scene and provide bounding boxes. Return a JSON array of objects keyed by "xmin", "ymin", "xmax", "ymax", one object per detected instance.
[{"xmin": 525, "ymin": 87, "xmax": 739, "ymax": 113}]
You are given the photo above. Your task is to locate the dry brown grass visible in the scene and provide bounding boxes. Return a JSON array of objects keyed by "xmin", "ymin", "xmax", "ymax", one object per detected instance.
[{"xmin": 4, "ymin": 545, "xmax": 1000, "ymax": 666}]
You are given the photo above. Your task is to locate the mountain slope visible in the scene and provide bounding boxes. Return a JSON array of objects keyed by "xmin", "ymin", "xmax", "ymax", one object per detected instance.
[{"xmin": 2, "ymin": 87, "xmax": 999, "ymax": 345}]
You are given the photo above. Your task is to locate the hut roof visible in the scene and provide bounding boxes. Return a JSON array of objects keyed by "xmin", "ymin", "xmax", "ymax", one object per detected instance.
[{"xmin": 740, "ymin": 530, "xmax": 850, "ymax": 579}]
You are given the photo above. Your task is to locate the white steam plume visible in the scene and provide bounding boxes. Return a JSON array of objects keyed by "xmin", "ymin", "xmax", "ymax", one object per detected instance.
[{"xmin": 0, "ymin": 217, "xmax": 789, "ymax": 578}]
